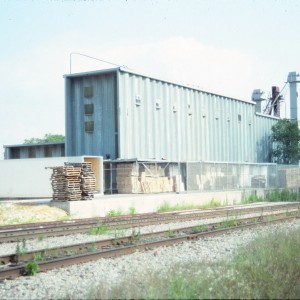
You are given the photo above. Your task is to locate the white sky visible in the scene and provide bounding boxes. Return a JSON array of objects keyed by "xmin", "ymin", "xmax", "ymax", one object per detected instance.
[{"xmin": 1, "ymin": 0, "xmax": 300, "ymax": 158}]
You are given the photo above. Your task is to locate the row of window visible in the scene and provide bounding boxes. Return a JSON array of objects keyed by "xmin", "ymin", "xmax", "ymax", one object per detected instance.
[
  {"xmin": 84, "ymin": 86, "xmax": 94, "ymax": 133},
  {"xmin": 9, "ymin": 146, "xmax": 65, "ymax": 159}
]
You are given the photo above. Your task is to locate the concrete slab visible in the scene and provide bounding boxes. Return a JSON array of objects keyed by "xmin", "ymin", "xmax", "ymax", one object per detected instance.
[{"xmin": 51, "ymin": 190, "xmax": 244, "ymax": 218}]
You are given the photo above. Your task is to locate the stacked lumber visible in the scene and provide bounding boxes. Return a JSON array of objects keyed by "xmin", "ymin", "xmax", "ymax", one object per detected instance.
[
  {"xmin": 251, "ymin": 175, "xmax": 266, "ymax": 188},
  {"xmin": 48, "ymin": 162, "xmax": 96, "ymax": 201},
  {"xmin": 278, "ymin": 168, "xmax": 300, "ymax": 188},
  {"xmin": 140, "ymin": 170, "xmax": 173, "ymax": 193},
  {"xmin": 116, "ymin": 163, "xmax": 141, "ymax": 193},
  {"xmin": 215, "ymin": 175, "xmax": 238, "ymax": 189},
  {"xmin": 49, "ymin": 165, "xmax": 82, "ymax": 201},
  {"xmin": 80, "ymin": 162, "xmax": 96, "ymax": 200},
  {"xmin": 116, "ymin": 163, "xmax": 174, "ymax": 194}
]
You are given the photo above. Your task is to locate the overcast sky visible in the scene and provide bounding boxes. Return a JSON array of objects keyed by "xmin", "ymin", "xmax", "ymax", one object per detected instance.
[{"xmin": 1, "ymin": 0, "xmax": 300, "ymax": 158}]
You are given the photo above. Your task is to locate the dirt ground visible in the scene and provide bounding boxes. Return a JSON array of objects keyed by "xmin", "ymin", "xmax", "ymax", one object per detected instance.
[{"xmin": 0, "ymin": 203, "xmax": 69, "ymax": 225}]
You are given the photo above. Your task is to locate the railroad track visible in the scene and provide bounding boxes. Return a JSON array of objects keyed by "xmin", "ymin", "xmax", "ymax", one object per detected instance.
[
  {"xmin": 0, "ymin": 202, "xmax": 299, "ymax": 242},
  {"xmin": 0, "ymin": 210, "xmax": 298, "ymax": 280}
]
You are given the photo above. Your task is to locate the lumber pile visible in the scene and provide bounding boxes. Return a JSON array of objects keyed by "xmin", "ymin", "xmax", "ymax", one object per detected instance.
[
  {"xmin": 116, "ymin": 163, "xmax": 140, "ymax": 193},
  {"xmin": 116, "ymin": 163, "xmax": 174, "ymax": 194},
  {"xmin": 80, "ymin": 162, "xmax": 97, "ymax": 200},
  {"xmin": 215, "ymin": 175, "xmax": 238, "ymax": 189},
  {"xmin": 278, "ymin": 168, "xmax": 300, "ymax": 188},
  {"xmin": 251, "ymin": 175, "xmax": 266, "ymax": 188},
  {"xmin": 48, "ymin": 162, "xmax": 96, "ymax": 201}
]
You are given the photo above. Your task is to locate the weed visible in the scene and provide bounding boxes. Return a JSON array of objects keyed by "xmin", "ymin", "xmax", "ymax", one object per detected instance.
[
  {"xmin": 16, "ymin": 239, "xmax": 28, "ymax": 259},
  {"xmin": 113, "ymin": 227, "xmax": 126, "ymax": 238},
  {"xmin": 22, "ymin": 239, "xmax": 28, "ymax": 253},
  {"xmin": 280, "ymin": 188, "xmax": 297, "ymax": 201},
  {"xmin": 33, "ymin": 252, "xmax": 44, "ymax": 262},
  {"xmin": 130, "ymin": 228, "xmax": 141, "ymax": 242},
  {"xmin": 107, "ymin": 209, "xmax": 122, "ymax": 217},
  {"xmin": 243, "ymin": 188, "xmax": 298, "ymax": 204},
  {"xmin": 157, "ymin": 199, "xmax": 222, "ymax": 213},
  {"xmin": 128, "ymin": 207, "xmax": 136, "ymax": 215},
  {"xmin": 87, "ymin": 228, "xmax": 300, "ymax": 299},
  {"xmin": 65, "ymin": 250, "xmax": 74, "ymax": 256},
  {"xmin": 165, "ymin": 228, "xmax": 175, "ymax": 238},
  {"xmin": 38, "ymin": 234, "xmax": 45, "ymax": 242},
  {"xmin": 88, "ymin": 242, "xmax": 97, "ymax": 252},
  {"xmin": 242, "ymin": 193, "xmax": 263, "ymax": 204},
  {"xmin": 191, "ymin": 224, "xmax": 209, "ymax": 233},
  {"xmin": 285, "ymin": 209, "xmax": 292, "ymax": 217},
  {"xmin": 24, "ymin": 260, "xmax": 39, "ymax": 276},
  {"xmin": 88, "ymin": 222, "xmax": 109, "ymax": 235},
  {"xmin": 222, "ymin": 219, "xmax": 238, "ymax": 228}
]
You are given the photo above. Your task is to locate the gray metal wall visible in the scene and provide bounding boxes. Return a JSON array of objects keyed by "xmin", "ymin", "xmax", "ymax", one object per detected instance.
[
  {"xmin": 254, "ymin": 113, "xmax": 277, "ymax": 162},
  {"xmin": 65, "ymin": 70, "xmax": 117, "ymax": 158},
  {"xmin": 65, "ymin": 68, "xmax": 277, "ymax": 163},
  {"xmin": 117, "ymin": 69, "xmax": 278, "ymax": 162}
]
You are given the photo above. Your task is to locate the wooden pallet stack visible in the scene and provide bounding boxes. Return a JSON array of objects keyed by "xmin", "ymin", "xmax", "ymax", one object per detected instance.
[
  {"xmin": 49, "ymin": 162, "xmax": 96, "ymax": 201},
  {"xmin": 116, "ymin": 163, "xmax": 141, "ymax": 193},
  {"xmin": 49, "ymin": 165, "xmax": 82, "ymax": 201},
  {"xmin": 251, "ymin": 175, "xmax": 266, "ymax": 188},
  {"xmin": 140, "ymin": 165, "xmax": 173, "ymax": 193},
  {"xmin": 116, "ymin": 163, "xmax": 174, "ymax": 194},
  {"xmin": 80, "ymin": 162, "xmax": 96, "ymax": 200}
]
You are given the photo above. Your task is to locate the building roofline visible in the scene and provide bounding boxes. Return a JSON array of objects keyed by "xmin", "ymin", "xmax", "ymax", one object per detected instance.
[
  {"xmin": 63, "ymin": 67, "xmax": 256, "ymax": 105},
  {"xmin": 4, "ymin": 142, "xmax": 65, "ymax": 148},
  {"xmin": 255, "ymin": 112, "xmax": 279, "ymax": 120},
  {"xmin": 119, "ymin": 67, "xmax": 256, "ymax": 104},
  {"xmin": 63, "ymin": 67, "xmax": 119, "ymax": 78}
]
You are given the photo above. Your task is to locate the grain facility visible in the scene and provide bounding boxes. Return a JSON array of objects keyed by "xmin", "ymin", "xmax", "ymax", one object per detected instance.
[
  {"xmin": 1, "ymin": 68, "xmax": 300, "ymax": 200},
  {"xmin": 64, "ymin": 67, "xmax": 277, "ymax": 162}
]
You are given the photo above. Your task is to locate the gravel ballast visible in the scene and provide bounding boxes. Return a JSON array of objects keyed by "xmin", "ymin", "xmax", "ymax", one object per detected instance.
[{"xmin": 0, "ymin": 219, "xmax": 299, "ymax": 299}]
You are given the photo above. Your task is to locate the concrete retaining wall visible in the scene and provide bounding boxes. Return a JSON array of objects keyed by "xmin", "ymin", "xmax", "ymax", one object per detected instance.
[
  {"xmin": 0, "ymin": 156, "xmax": 103, "ymax": 198},
  {"xmin": 51, "ymin": 190, "xmax": 244, "ymax": 218}
]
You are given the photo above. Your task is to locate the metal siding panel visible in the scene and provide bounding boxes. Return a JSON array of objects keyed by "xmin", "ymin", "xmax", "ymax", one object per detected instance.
[
  {"xmin": 255, "ymin": 114, "xmax": 277, "ymax": 162},
  {"xmin": 116, "ymin": 70, "xmax": 277, "ymax": 163},
  {"xmin": 65, "ymin": 73, "xmax": 116, "ymax": 158}
]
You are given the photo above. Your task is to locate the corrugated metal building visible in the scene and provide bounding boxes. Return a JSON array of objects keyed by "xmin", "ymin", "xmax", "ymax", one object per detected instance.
[
  {"xmin": 4, "ymin": 142, "xmax": 65, "ymax": 159},
  {"xmin": 65, "ymin": 67, "xmax": 277, "ymax": 163}
]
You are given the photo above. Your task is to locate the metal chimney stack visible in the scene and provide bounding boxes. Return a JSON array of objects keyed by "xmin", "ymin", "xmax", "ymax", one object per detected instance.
[
  {"xmin": 252, "ymin": 89, "xmax": 264, "ymax": 113},
  {"xmin": 288, "ymin": 71, "xmax": 299, "ymax": 120}
]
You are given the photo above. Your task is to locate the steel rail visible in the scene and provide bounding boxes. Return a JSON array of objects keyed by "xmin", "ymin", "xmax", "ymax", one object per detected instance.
[
  {"xmin": 0, "ymin": 202, "xmax": 299, "ymax": 243},
  {"xmin": 0, "ymin": 213, "xmax": 298, "ymax": 280},
  {"xmin": 1, "ymin": 210, "xmax": 298, "ymax": 265}
]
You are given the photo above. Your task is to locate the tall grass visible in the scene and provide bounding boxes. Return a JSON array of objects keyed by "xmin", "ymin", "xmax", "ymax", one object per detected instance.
[
  {"xmin": 88, "ymin": 227, "xmax": 300, "ymax": 299},
  {"xmin": 243, "ymin": 188, "xmax": 299, "ymax": 204},
  {"xmin": 157, "ymin": 198, "xmax": 221, "ymax": 212}
]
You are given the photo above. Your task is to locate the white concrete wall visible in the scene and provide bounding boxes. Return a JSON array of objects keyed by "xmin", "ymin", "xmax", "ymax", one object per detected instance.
[
  {"xmin": 0, "ymin": 156, "xmax": 103, "ymax": 198},
  {"xmin": 52, "ymin": 191, "xmax": 244, "ymax": 218}
]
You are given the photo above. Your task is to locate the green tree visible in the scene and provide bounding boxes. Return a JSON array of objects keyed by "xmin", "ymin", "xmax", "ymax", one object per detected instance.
[
  {"xmin": 23, "ymin": 133, "xmax": 65, "ymax": 144},
  {"xmin": 271, "ymin": 119, "xmax": 300, "ymax": 164}
]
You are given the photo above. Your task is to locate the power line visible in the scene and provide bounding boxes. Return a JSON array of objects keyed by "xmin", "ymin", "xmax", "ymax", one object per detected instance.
[{"xmin": 69, "ymin": 52, "xmax": 128, "ymax": 73}]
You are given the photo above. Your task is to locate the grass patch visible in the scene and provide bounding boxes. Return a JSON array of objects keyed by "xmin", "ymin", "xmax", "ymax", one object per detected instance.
[
  {"xmin": 24, "ymin": 260, "xmax": 39, "ymax": 276},
  {"xmin": 128, "ymin": 206, "xmax": 137, "ymax": 215},
  {"xmin": 243, "ymin": 188, "xmax": 299, "ymax": 204},
  {"xmin": 157, "ymin": 199, "xmax": 222, "ymax": 212},
  {"xmin": 87, "ymin": 227, "xmax": 300, "ymax": 299},
  {"xmin": 107, "ymin": 209, "xmax": 122, "ymax": 217},
  {"xmin": 88, "ymin": 222, "xmax": 110, "ymax": 235}
]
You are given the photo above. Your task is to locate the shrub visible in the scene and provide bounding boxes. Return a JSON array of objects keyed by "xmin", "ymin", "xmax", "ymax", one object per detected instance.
[{"xmin": 87, "ymin": 227, "xmax": 300, "ymax": 299}]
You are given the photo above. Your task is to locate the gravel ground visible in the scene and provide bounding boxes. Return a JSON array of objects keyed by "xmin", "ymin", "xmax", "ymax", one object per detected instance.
[
  {"xmin": 0, "ymin": 209, "xmax": 292, "ymax": 256},
  {"xmin": 0, "ymin": 218, "xmax": 299, "ymax": 299}
]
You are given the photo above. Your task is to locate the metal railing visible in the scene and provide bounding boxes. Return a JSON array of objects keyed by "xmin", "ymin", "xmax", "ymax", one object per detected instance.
[{"xmin": 103, "ymin": 160, "xmax": 300, "ymax": 194}]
